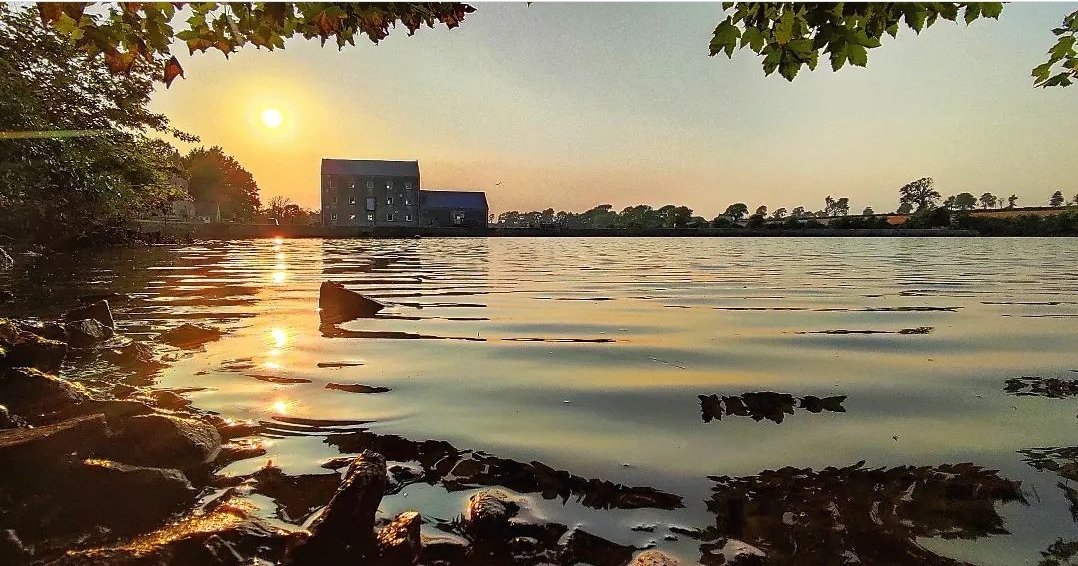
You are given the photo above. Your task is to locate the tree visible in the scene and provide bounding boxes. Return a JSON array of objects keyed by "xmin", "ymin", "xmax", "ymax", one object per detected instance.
[
  {"xmin": 0, "ymin": 5, "xmax": 187, "ymax": 244},
  {"xmin": 1007, "ymin": 194, "xmax": 1019, "ymax": 208},
  {"xmin": 790, "ymin": 206, "xmax": 806, "ymax": 218},
  {"xmin": 724, "ymin": 203, "xmax": 749, "ymax": 221},
  {"xmin": 898, "ymin": 177, "xmax": 941, "ymax": 212},
  {"xmin": 824, "ymin": 196, "xmax": 850, "ymax": 216},
  {"xmin": 709, "ymin": 3, "xmax": 1077, "ymax": 88},
  {"xmin": 755, "ymin": 205, "xmax": 768, "ymax": 216},
  {"xmin": 182, "ymin": 146, "xmax": 260, "ymax": 220},
  {"xmin": 1050, "ymin": 190, "xmax": 1066, "ymax": 207},
  {"xmin": 897, "ymin": 202, "xmax": 914, "ymax": 215},
  {"xmin": 34, "ymin": 2, "xmax": 475, "ymax": 87},
  {"xmin": 862, "ymin": 207, "xmax": 874, "ymax": 216},
  {"xmin": 978, "ymin": 192, "xmax": 998, "ymax": 209},
  {"xmin": 945, "ymin": 192, "xmax": 976, "ymax": 210},
  {"xmin": 772, "ymin": 207, "xmax": 787, "ymax": 220}
]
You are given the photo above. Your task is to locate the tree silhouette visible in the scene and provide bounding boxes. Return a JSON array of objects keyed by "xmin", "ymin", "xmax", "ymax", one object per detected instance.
[
  {"xmin": 724, "ymin": 203, "xmax": 749, "ymax": 221},
  {"xmin": 898, "ymin": 178, "xmax": 941, "ymax": 212},
  {"xmin": 1007, "ymin": 194, "xmax": 1019, "ymax": 208},
  {"xmin": 979, "ymin": 192, "xmax": 998, "ymax": 209},
  {"xmin": 1050, "ymin": 191, "xmax": 1066, "ymax": 207}
]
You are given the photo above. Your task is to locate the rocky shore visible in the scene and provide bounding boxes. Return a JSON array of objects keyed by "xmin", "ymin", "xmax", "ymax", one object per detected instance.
[{"xmin": 0, "ymin": 296, "xmax": 687, "ymax": 566}]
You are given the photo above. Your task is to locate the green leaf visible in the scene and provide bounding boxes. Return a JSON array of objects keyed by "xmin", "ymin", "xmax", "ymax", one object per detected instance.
[
  {"xmin": 775, "ymin": 8, "xmax": 794, "ymax": 45},
  {"xmin": 830, "ymin": 44, "xmax": 848, "ymax": 71},
  {"xmin": 981, "ymin": 3, "xmax": 1004, "ymax": 19},
  {"xmin": 905, "ymin": 7, "xmax": 927, "ymax": 33},
  {"xmin": 741, "ymin": 26, "xmax": 765, "ymax": 53},
  {"xmin": 964, "ymin": 4, "xmax": 981, "ymax": 25},
  {"xmin": 848, "ymin": 43, "xmax": 867, "ymax": 67},
  {"xmin": 709, "ymin": 19, "xmax": 741, "ymax": 57},
  {"xmin": 1032, "ymin": 62, "xmax": 1053, "ymax": 82}
]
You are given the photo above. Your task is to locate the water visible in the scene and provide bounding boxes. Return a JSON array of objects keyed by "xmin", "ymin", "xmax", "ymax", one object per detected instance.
[{"xmin": 3, "ymin": 237, "xmax": 1077, "ymax": 564}]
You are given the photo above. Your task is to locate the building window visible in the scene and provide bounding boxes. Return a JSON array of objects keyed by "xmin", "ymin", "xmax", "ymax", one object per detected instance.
[
  {"xmin": 366, "ymin": 213, "xmax": 374, "ymax": 222},
  {"xmin": 405, "ymin": 214, "xmax": 412, "ymax": 222},
  {"xmin": 405, "ymin": 198, "xmax": 411, "ymax": 206},
  {"xmin": 330, "ymin": 176, "xmax": 338, "ymax": 189},
  {"xmin": 366, "ymin": 180, "xmax": 373, "ymax": 189},
  {"xmin": 366, "ymin": 197, "xmax": 376, "ymax": 211},
  {"xmin": 331, "ymin": 212, "xmax": 338, "ymax": 221},
  {"xmin": 386, "ymin": 181, "xmax": 392, "ymax": 189},
  {"xmin": 405, "ymin": 181, "xmax": 412, "ymax": 189},
  {"xmin": 386, "ymin": 197, "xmax": 393, "ymax": 205},
  {"xmin": 348, "ymin": 196, "xmax": 356, "ymax": 205},
  {"xmin": 349, "ymin": 181, "xmax": 356, "ymax": 190},
  {"xmin": 386, "ymin": 212, "xmax": 395, "ymax": 222},
  {"xmin": 331, "ymin": 194, "xmax": 338, "ymax": 204},
  {"xmin": 452, "ymin": 210, "xmax": 465, "ymax": 225},
  {"xmin": 349, "ymin": 214, "xmax": 356, "ymax": 221}
]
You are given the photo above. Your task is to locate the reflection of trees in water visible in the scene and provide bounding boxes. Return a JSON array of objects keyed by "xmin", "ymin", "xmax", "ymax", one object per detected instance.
[
  {"xmin": 325, "ymin": 429, "xmax": 682, "ymax": 511},
  {"xmin": 699, "ymin": 392, "xmax": 846, "ymax": 424},
  {"xmin": 1020, "ymin": 446, "xmax": 1078, "ymax": 566},
  {"xmin": 699, "ymin": 462, "xmax": 1025, "ymax": 565},
  {"xmin": 1005, "ymin": 376, "xmax": 1078, "ymax": 399}
]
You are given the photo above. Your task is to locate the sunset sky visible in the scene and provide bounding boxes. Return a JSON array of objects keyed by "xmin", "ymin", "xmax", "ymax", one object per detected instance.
[{"xmin": 149, "ymin": 3, "xmax": 1078, "ymax": 217}]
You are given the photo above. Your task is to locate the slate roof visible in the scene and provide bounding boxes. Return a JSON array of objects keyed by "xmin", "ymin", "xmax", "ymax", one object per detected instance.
[
  {"xmin": 420, "ymin": 190, "xmax": 488, "ymax": 210},
  {"xmin": 321, "ymin": 159, "xmax": 419, "ymax": 177}
]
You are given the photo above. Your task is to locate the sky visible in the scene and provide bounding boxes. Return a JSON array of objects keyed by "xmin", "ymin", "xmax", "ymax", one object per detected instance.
[{"xmin": 149, "ymin": 2, "xmax": 1078, "ymax": 217}]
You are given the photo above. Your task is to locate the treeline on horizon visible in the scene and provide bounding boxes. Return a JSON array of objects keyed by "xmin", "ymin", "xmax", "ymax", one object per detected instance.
[{"xmin": 495, "ymin": 179, "xmax": 1078, "ymax": 235}]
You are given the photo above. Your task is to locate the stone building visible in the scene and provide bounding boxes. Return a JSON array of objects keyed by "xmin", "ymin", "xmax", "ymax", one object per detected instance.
[{"xmin": 320, "ymin": 159, "xmax": 420, "ymax": 227}]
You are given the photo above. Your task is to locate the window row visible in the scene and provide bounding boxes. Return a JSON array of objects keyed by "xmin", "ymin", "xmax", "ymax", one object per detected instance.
[
  {"xmin": 325, "ymin": 177, "xmax": 413, "ymax": 190},
  {"xmin": 328, "ymin": 212, "xmax": 412, "ymax": 222},
  {"xmin": 328, "ymin": 196, "xmax": 412, "ymax": 207}
]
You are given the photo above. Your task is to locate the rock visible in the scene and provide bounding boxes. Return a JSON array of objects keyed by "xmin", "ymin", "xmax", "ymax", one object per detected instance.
[
  {"xmin": 319, "ymin": 282, "xmax": 385, "ymax": 325},
  {"xmin": 57, "ymin": 504, "xmax": 306, "ymax": 566},
  {"xmin": 15, "ymin": 320, "xmax": 67, "ymax": 342},
  {"xmin": 64, "ymin": 319, "xmax": 113, "ymax": 348},
  {"xmin": 156, "ymin": 323, "xmax": 223, "ymax": 349},
  {"xmin": 420, "ymin": 533, "xmax": 469, "ymax": 564},
  {"xmin": 103, "ymin": 413, "xmax": 222, "ymax": 470},
  {"xmin": 0, "ymin": 247, "xmax": 12, "ymax": 268},
  {"xmin": 0, "ymin": 405, "xmax": 13, "ymax": 429},
  {"xmin": 150, "ymin": 390, "xmax": 190, "ymax": 410},
  {"xmin": 0, "ymin": 414, "xmax": 107, "ymax": 468},
  {"xmin": 289, "ymin": 450, "xmax": 387, "ymax": 564},
  {"xmin": 0, "ymin": 320, "xmax": 67, "ymax": 373},
  {"xmin": 57, "ymin": 399, "xmax": 154, "ymax": 427},
  {"xmin": 102, "ymin": 341, "xmax": 163, "ymax": 369},
  {"xmin": 216, "ymin": 441, "xmax": 267, "ymax": 467},
  {"xmin": 461, "ymin": 489, "xmax": 520, "ymax": 541},
  {"xmin": 66, "ymin": 459, "xmax": 197, "ymax": 534},
  {"xmin": 0, "ymin": 367, "xmax": 88, "ymax": 419},
  {"xmin": 376, "ymin": 511, "xmax": 422, "ymax": 565},
  {"xmin": 0, "ymin": 290, "xmax": 13, "ymax": 303},
  {"xmin": 325, "ymin": 383, "xmax": 391, "ymax": 394},
  {"xmin": 64, "ymin": 299, "xmax": 115, "ymax": 329},
  {"xmin": 0, "ymin": 529, "xmax": 31, "ymax": 565},
  {"xmin": 559, "ymin": 528, "xmax": 635, "ymax": 566},
  {"xmin": 630, "ymin": 550, "xmax": 682, "ymax": 566}
]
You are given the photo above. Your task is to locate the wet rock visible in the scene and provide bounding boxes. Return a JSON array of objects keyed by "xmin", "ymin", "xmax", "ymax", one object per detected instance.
[
  {"xmin": 103, "ymin": 413, "xmax": 222, "ymax": 470},
  {"xmin": 208, "ymin": 417, "xmax": 262, "ymax": 441},
  {"xmin": 326, "ymin": 382, "xmax": 391, "ymax": 394},
  {"xmin": 0, "ymin": 367, "xmax": 88, "ymax": 419},
  {"xmin": 461, "ymin": 489, "xmax": 521, "ymax": 541},
  {"xmin": 64, "ymin": 299, "xmax": 115, "ymax": 329},
  {"xmin": 102, "ymin": 341, "xmax": 163, "ymax": 370},
  {"xmin": 67, "ymin": 458, "xmax": 197, "ymax": 533},
  {"xmin": 319, "ymin": 281, "xmax": 385, "ymax": 325},
  {"xmin": 0, "ymin": 414, "xmax": 106, "ymax": 468},
  {"xmin": 0, "ymin": 290, "xmax": 13, "ymax": 303},
  {"xmin": 420, "ymin": 533, "xmax": 469, "ymax": 564},
  {"xmin": 0, "ymin": 320, "xmax": 67, "ymax": 373},
  {"xmin": 15, "ymin": 320, "xmax": 67, "ymax": 342},
  {"xmin": 156, "ymin": 323, "xmax": 223, "ymax": 349},
  {"xmin": 289, "ymin": 450, "xmax": 387, "ymax": 563},
  {"xmin": 58, "ymin": 504, "xmax": 306, "ymax": 566},
  {"xmin": 0, "ymin": 247, "xmax": 12, "ymax": 268},
  {"xmin": 559, "ymin": 528, "xmax": 635, "ymax": 566},
  {"xmin": 250, "ymin": 466, "xmax": 342, "ymax": 523},
  {"xmin": 64, "ymin": 319, "xmax": 113, "ymax": 348},
  {"xmin": 150, "ymin": 390, "xmax": 190, "ymax": 410},
  {"xmin": 0, "ymin": 404, "xmax": 14, "ymax": 429},
  {"xmin": 57, "ymin": 399, "xmax": 154, "ymax": 427},
  {"xmin": 0, "ymin": 529, "xmax": 31, "ymax": 565},
  {"xmin": 631, "ymin": 549, "xmax": 681, "ymax": 566},
  {"xmin": 376, "ymin": 511, "xmax": 422, "ymax": 565},
  {"xmin": 216, "ymin": 441, "xmax": 268, "ymax": 467}
]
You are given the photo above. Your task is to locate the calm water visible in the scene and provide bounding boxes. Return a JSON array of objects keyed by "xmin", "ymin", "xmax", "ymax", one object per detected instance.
[{"xmin": 4, "ymin": 237, "xmax": 1078, "ymax": 564}]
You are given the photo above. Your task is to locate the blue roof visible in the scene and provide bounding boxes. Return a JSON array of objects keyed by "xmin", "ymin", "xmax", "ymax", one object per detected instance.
[
  {"xmin": 321, "ymin": 159, "xmax": 419, "ymax": 177},
  {"xmin": 420, "ymin": 190, "xmax": 488, "ymax": 209}
]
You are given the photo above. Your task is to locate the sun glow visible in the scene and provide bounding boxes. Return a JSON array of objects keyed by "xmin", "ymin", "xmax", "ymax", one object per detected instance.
[{"xmin": 260, "ymin": 108, "xmax": 283, "ymax": 129}]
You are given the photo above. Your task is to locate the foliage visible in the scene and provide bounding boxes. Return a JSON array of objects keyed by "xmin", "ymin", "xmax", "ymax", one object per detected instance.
[
  {"xmin": 824, "ymin": 195, "xmax": 849, "ymax": 216},
  {"xmin": 828, "ymin": 214, "xmax": 892, "ymax": 229},
  {"xmin": 978, "ymin": 192, "xmax": 998, "ymax": 209},
  {"xmin": 35, "ymin": 2, "xmax": 475, "ymax": 87},
  {"xmin": 862, "ymin": 207, "xmax": 874, "ymax": 215},
  {"xmin": 182, "ymin": 147, "xmax": 260, "ymax": 220},
  {"xmin": 265, "ymin": 195, "xmax": 315, "ymax": 224},
  {"xmin": 745, "ymin": 213, "xmax": 766, "ymax": 229},
  {"xmin": 710, "ymin": 3, "xmax": 1076, "ymax": 89},
  {"xmin": 496, "ymin": 203, "xmax": 696, "ymax": 230},
  {"xmin": 956, "ymin": 210, "xmax": 1078, "ymax": 235},
  {"xmin": 0, "ymin": 5, "xmax": 187, "ymax": 245},
  {"xmin": 897, "ymin": 202, "xmax": 914, "ymax": 215},
  {"xmin": 1050, "ymin": 190, "xmax": 1066, "ymax": 207},
  {"xmin": 904, "ymin": 206, "xmax": 952, "ymax": 228},
  {"xmin": 898, "ymin": 177, "xmax": 941, "ymax": 212},
  {"xmin": 724, "ymin": 203, "xmax": 749, "ymax": 221},
  {"xmin": 772, "ymin": 207, "xmax": 787, "ymax": 219},
  {"xmin": 944, "ymin": 192, "xmax": 977, "ymax": 210},
  {"xmin": 1007, "ymin": 194, "xmax": 1019, "ymax": 208},
  {"xmin": 790, "ymin": 206, "xmax": 807, "ymax": 218}
]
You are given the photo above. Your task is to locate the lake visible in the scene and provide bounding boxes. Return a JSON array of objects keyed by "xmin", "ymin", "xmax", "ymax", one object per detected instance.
[{"xmin": 3, "ymin": 236, "xmax": 1077, "ymax": 565}]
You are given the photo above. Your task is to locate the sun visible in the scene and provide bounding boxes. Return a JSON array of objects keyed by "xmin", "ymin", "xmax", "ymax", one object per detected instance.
[{"xmin": 260, "ymin": 108, "xmax": 283, "ymax": 129}]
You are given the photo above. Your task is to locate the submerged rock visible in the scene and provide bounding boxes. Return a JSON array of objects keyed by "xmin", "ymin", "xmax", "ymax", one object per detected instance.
[
  {"xmin": 0, "ymin": 320, "xmax": 67, "ymax": 373},
  {"xmin": 376, "ymin": 511, "xmax": 422, "ymax": 565},
  {"xmin": 64, "ymin": 318, "xmax": 113, "ymax": 348},
  {"xmin": 559, "ymin": 528, "xmax": 635, "ymax": 566},
  {"xmin": 0, "ymin": 367, "xmax": 88, "ymax": 419},
  {"xmin": 319, "ymin": 281, "xmax": 385, "ymax": 325},
  {"xmin": 64, "ymin": 299, "xmax": 115, "ymax": 329},
  {"xmin": 289, "ymin": 450, "xmax": 387, "ymax": 564},
  {"xmin": 462, "ymin": 489, "xmax": 521, "ymax": 541},
  {"xmin": 102, "ymin": 341, "xmax": 163, "ymax": 370},
  {"xmin": 156, "ymin": 323, "xmax": 223, "ymax": 349},
  {"xmin": 103, "ymin": 413, "xmax": 222, "ymax": 470}
]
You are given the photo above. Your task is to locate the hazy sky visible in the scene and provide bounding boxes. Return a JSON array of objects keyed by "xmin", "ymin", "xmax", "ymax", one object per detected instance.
[{"xmin": 149, "ymin": 3, "xmax": 1078, "ymax": 216}]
